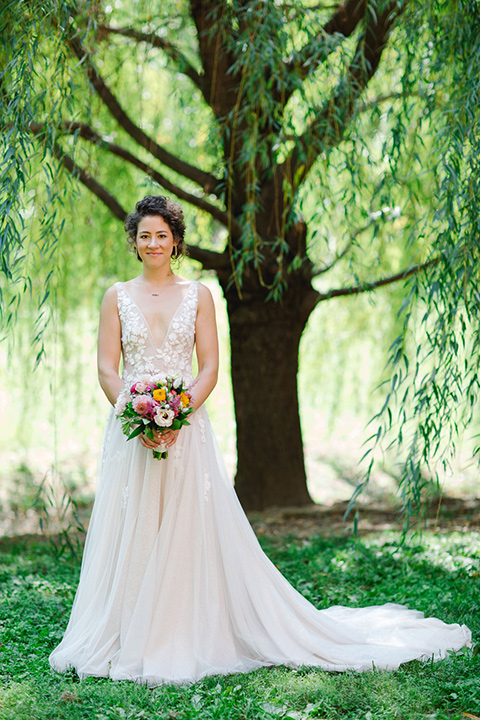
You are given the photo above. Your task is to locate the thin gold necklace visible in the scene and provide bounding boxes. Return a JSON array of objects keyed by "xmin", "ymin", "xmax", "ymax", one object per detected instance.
[{"xmin": 139, "ymin": 274, "xmax": 175, "ymax": 296}]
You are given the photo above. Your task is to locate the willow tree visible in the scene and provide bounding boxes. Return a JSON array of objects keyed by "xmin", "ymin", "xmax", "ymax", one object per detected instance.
[{"xmin": 2, "ymin": 0, "xmax": 480, "ymax": 515}]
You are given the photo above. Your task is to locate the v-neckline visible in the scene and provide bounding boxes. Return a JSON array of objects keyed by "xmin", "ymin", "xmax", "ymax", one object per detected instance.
[{"xmin": 119, "ymin": 281, "xmax": 194, "ymax": 351}]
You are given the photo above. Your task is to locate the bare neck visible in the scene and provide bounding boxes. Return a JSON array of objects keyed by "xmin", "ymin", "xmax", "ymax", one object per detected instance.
[{"xmin": 139, "ymin": 265, "xmax": 175, "ymax": 287}]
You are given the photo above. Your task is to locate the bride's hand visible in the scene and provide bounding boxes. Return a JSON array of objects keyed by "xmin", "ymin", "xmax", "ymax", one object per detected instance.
[
  {"xmin": 157, "ymin": 428, "xmax": 180, "ymax": 448},
  {"xmin": 140, "ymin": 428, "xmax": 180, "ymax": 449}
]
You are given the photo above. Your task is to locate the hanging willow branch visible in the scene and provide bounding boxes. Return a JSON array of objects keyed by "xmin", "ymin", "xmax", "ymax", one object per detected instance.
[
  {"xmin": 97, "ymin": 23, "xmax": 209, "ymax": 100},
  {"xmin": 341, "ymin": 0, "xmax": 480, "ymax": 531},
  {"xmin": 316, "ymin": 257, "xmax": 440, "ymax": 303},
  {"xmin": 285, "ymin": 1, "xmax": 404, "ymax": 189},
  {"xmin": 28, "ymin": 121, "xmax": 237, "ymax": 230},
  {"xmin": 64, "ymin": 30, "xmax": 220, "ymax": 194},
  {"xmin": 283, "ymin": 0, "xmax": 367, "ymax": 98},
  {"xmin": 2, "ymin": 0, "xmax": 480, "ymax": 527}
]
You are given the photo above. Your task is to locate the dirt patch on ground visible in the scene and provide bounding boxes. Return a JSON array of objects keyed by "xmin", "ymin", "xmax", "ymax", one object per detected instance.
[
  {"xmin": 248, "ymin": 496, "xmax": 480, "ymax": 538},
  {"xmin": 1, "ymin": 496, "xmax": 479, "ymax": 550}
]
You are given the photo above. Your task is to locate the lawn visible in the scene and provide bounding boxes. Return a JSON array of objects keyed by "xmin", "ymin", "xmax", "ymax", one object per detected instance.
[{"xmin": 0, "ymin": 530, "xmax": 479, "ymax": 720}]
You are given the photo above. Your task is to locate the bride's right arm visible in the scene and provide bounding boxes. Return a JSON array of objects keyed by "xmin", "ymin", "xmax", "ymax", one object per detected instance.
[
  {"xmin": 190, "ymin": 283, "xmax": 219, "ymax": 411},
  {"xmin": 97, "ymin": 286, "xmax": 124, "ymax": 406}
]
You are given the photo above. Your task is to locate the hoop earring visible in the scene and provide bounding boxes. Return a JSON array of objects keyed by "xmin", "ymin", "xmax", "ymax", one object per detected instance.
[{"xmin": 173, "ymin": 244, "xmax": 178, "ymax": 259}]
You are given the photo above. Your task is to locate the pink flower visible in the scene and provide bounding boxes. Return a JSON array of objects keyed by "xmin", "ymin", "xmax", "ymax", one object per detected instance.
[
  {"xmin": 169, "ymin": 394, "xmax": 181, "ymax": 412},
  {"xmin": 131, "ymin": 381, "xmax": 151, "ymax": 394},
  {"xmin": 132, "ymin": 395, "xmax": 155, "ymax": 417}
]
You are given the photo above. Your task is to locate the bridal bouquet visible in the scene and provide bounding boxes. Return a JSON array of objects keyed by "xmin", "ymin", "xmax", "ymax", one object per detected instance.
[{"xmin": 114, "ymin": 374, "xmax": 194, "ymax": 459}]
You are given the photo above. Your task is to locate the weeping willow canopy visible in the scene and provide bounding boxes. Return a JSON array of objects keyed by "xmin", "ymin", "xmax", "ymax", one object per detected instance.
[{"xmin": 1, "ymin": 0, "xmax": 480, "ymax": 524}]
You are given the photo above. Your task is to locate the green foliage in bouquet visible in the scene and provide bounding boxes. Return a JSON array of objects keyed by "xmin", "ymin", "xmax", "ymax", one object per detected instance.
[{"xmin": 115, "ymin": 375, "xmax": 194, "ymax": 460}]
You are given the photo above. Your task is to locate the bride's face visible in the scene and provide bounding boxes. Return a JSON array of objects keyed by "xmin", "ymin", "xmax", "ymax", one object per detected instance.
[{"xmin": 135, "ymin": 215, "xmax": 176, "ymax": 264}]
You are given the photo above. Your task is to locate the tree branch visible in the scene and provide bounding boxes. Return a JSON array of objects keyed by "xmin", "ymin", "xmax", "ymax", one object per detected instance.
[
  {"xmin": 285, "ymin": 0, "xmax": 366, "ymax": 89},
  {"xmin": 186, "ymin": 244, "xmax": 230, "ymax": 270},
  {"xmin": 311, "ymin": 217, "xmax": 379, "ymax": 277},
  {"xmin": 315, "ymin": 257, "xmax": 440, "ymax": 304},
  {"xmin": 279, "ymin": 92, "xmax": 418, "ymax": 143},
  {"xmin": 188, "ymin": 0, "xmax": 241, "ymax": 118},
  {"xmin": 50, "ymin": 139, "xmax": 228, "ymax": 272},
  {"xmin": 283, "ymin": 0, "xmax": 404, "ymax": 188},
  {"xmin": 65, "ymin": 31, "xmax": 220, "ymax": 194},
  {"xmin": 32, "ymin": 120, "xmax": 239, "ymax": 232},
  {"xmin": 53, "ymin": 144, "xmax": 127, "ymax": 221},
  {"xmin": 354, "ymin": 90, "xmax": 420, "ymax": 117},
  {"xmin": 98, "ymin": 24, "xmax": 209, "ymax": 101},
  {"xmin": 312, "ymin": 237, "xmax": 353, "ymax": 277}
]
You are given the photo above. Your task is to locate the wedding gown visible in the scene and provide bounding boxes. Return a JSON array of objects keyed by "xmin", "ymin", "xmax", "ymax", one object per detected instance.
[{"xmin": 49, "ymin": 280, "xmax": 471, "ymax": 685}]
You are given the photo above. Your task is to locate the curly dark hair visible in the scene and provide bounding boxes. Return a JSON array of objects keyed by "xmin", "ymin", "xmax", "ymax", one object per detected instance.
[{"xmin": 124, "ymin": 195, "xmax": 187, "ymax": 262}]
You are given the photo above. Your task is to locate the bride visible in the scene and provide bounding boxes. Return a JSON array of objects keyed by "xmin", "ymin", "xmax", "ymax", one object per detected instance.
[{"xmin": 49, "ymin": 194, "xmax": 471, "ymax": 685}]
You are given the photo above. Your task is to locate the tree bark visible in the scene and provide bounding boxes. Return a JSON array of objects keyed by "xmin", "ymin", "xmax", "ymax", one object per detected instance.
[
  {"xmin": 48, "ymin": 1, "xmax": 404, "ymax": 511},
  {"xmin": 223, "ymin": 277, "xmax": 317, "ymax": 510}
]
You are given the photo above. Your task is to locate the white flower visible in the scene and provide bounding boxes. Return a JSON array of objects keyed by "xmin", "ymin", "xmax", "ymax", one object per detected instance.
[
  {"xmin": 154, "ymin": 408, "xmax": 175, "ymax": 427},
  {"xmin": 172, "ymin": 376, "xmax": 182, "ymax": 389},
  {"xmin": 152, "ymin": 372, "xmax": 167, "ymax": 385},
  {"xmin": 114, "ymin": 391, "xmax": 129, "ymax": 415}
]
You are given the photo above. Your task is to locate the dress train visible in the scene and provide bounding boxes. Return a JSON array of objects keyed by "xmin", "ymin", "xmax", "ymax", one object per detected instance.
[{"xmin": 49, "ymin": 281, "xmax": 471, "ymax": 685}]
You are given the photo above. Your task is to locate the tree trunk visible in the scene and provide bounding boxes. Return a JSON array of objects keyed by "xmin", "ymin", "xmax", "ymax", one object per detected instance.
[{"xmin": 224, "ymin": 281, "xmax": 316, "ymax": 511}]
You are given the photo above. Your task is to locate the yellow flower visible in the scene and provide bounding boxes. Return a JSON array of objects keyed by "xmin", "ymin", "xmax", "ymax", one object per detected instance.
[
  {"xmin": 180, "ymin": 392, "xmax": 190, "ymax": 408},
  {"xmin": 153, "ymin": 388, "xmax": 166, "ymax": 402}
]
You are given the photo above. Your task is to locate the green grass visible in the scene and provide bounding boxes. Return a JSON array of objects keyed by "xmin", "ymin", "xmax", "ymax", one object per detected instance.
[{"xmin": 0, "ymin": 531, "xmax": 479, "ymax": 720}]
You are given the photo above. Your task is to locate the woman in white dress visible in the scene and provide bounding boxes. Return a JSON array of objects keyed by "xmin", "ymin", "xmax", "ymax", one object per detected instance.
[{"xmin": 49, "ymin": 195, "xmax": 471, "ymax": 686}]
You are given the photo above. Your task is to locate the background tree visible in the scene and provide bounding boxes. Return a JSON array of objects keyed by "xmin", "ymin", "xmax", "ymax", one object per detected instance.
[{"xmin": 1, "ymin": 0, "xmax": 479, "ymax": 517}]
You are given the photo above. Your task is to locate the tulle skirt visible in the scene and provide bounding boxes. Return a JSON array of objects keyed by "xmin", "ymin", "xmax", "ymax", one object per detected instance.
[{"xmin": 49, "ymin": 406, "xmax": 471, "ymax": 685}]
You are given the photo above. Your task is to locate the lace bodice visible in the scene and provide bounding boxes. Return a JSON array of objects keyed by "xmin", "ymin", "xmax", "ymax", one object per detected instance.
[{"xmin": 115, "ymin": 281, "xmax": 198, "ymax": 387}]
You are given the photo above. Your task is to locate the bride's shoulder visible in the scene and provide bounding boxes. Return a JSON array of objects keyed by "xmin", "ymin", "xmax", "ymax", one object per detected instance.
[
  {"xmin": 98, "ymin": 283, "xmax": 123, "ymax": 323},
  {"xmin": 100, "ymin": 281, "xmax": 129, "ymax": 312},
  {"xmin": 101, "ymin": 281, "xmax": 123, "ymax": 301},
  {"xmin": 196, "ymin": 281, "xmax": 213, "ymax": 298},
  {"xmin": 196, "ymin": 282, "xmax": 216, "ymax": 316},
  {"xmin": 176, "ymin": 276, "xmax": 211, "ymax": 301},
  {"xmin": 102, "ymin": 283, "xmax": 118, "ymax": 300},
  {"xmin": 103, "ymin": 277, "xmax": 137, "ymax": 297}
]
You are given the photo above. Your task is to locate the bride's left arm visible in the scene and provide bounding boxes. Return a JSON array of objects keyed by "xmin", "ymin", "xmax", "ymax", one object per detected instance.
[{"xmin": 191, "ymin": 283, "xmax": 219, "ymax": 411}]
